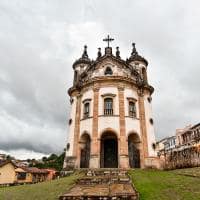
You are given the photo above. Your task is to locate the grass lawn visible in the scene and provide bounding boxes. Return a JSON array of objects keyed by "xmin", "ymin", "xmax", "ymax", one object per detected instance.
[
  {"xmin": 129, "ymin": 168, "xmax": 200, "ymax": 200},
  {"xmin": 1, "ymin": 169, "xmax": 200, "ymax": 200},
  {"xmin": 0, "ymin": 172, "xmax": 82, "ymax": 200}
]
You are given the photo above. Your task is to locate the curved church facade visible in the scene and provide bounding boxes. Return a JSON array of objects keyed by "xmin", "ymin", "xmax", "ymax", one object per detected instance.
[{"xmin": 64, "ymin": 37, "xmax": 157, "ymax": 169}]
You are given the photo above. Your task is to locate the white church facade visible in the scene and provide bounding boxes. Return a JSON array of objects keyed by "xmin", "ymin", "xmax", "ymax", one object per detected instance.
[{"xmin": 64, "ymin": 36, "xmax": 158, "ymax": 169}]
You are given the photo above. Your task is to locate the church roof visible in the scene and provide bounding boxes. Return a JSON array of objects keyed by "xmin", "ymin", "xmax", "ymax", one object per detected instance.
[
  {"xmin": 72, "ymin": 41, "xmax": 148, "ymax": 69},
  {"xmin": 73, "ymin": 45, "xmax": 91, "ymax": 68},
  {"xmin": 127, "ymin": 43, "xmax": 148, "ymax": 66}
]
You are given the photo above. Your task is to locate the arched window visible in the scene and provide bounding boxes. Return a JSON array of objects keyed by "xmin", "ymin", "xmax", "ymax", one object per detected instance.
[
  {"xmin": 129, "ymin": 101, "xmax": 136, "ymax": 117},
  {"xmin": 142, "ymin": 67, "xmax": 147, "ymax": 82},
  {"xmin": 84, "ymin": 102, "xmax": 90, "ymax": 118},
  {"xmin": 104, "ymin": 67, "xmax": 113, "ymax": 75},
  {"xmin": 104, "ymin": 98, "xmax": 113, "ymax": 115}
]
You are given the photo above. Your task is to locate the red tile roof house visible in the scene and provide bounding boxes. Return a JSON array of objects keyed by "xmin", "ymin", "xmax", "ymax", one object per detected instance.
[
  {"xmin": 44, "ymin": 168, "xmax": 58, "ymax": 181},
  {"xmin": 15, "ymin": 167, "xmax": 49, "ymax": 184}
]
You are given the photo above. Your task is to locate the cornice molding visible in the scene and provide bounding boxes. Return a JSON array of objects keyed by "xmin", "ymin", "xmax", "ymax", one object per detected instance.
[
  {"xmin": 82, "ymin": 98, "xmax": 92, "ymax": 104},
  {"xmin": 68, "ymin": 76, "xmax": 154, "ymax": 96},
  {"xmin": 101, "ymin": 93, "xmax": 116, "ymax": 98},
  {"xmin": 127, "ymin": 97, "xmax": 137, "ymax": 102}
]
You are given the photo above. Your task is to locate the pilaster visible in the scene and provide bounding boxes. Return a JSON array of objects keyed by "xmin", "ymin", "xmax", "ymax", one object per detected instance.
[
  {"xmin": 90, "ymin": 84, "xmax": 100, "ymax": 168},
  {"xmin": 118, "ymin": 86, "xmax": 129, "ymax": 168},
  {"xmin": 73, "ymin": 93, "xmax": 82, "ymax": 168},
  {"xmin": 138, "ymin": 89, "xmax": 148, "ymax": 168}
]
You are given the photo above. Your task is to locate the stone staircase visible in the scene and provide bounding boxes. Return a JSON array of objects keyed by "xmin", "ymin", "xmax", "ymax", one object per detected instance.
[{"xmin": 59, "ymin": 169, "xmax": 139, "ymax": 200}]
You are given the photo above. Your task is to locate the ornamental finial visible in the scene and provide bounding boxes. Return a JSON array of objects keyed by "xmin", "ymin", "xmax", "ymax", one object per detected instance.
[
  {"xmin": 116, "ymin": 46, "xmax": 120, "ymax": 58},
  {"xmin": 82, "ymin": 45, "xmax": 88, "ymax": 58},
  {"xmin": 131, "ymin": 43, "xmax": 138, "ymax": 56},
  {"xmin": 97, "ymin": 47, "xmax": 102, "ymax": 58}
]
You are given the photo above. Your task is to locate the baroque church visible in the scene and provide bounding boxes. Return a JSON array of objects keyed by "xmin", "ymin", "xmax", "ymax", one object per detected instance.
[{"xmin": 64, "ymin": 36, "xmax": 158, "ymax": 169}]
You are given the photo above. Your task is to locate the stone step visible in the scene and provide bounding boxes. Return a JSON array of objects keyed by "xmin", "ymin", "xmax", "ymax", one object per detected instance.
[{"xmin": 59, "ymin": 169, "xmax": 139, "ymax": 200}]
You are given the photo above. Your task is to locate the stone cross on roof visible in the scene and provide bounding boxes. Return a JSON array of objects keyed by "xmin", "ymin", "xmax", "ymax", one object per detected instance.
[{"xmin": 103, "ymin": 35, "xmax": 114, "ymax": 47}]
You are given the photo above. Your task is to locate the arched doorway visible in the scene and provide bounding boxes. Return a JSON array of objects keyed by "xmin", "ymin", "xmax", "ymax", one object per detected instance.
[
  {"xmin": 100, "ymin": 131, "xmax": 118, "ymax": 168},
  {"xmin": 128, "ymin": 133, "xmax": 141, "ymax": 168},
  {"xmin": 79, "ymin": 133, "xmax": 91, "ymax": 168}
]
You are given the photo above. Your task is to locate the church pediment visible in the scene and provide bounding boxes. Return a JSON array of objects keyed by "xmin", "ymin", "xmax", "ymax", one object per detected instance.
[
  {"xmin": 75, "ymin": 54, "xmax": 141, "ymax": 87},
  {"xmin": 72, "ymin": 37, "xmax": 148, "ymax": 90}
]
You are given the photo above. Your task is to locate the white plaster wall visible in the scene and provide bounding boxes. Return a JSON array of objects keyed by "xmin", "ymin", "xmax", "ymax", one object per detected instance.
[
  {"xmin": 80, "ymin": 89, "xmax": 93, "ymax": 138},
  {"xmin": 125, "ymin": 118, "xmax": 141, "ymax": 138},
  {"xmin": 124, "ymin": 88, "xmax": 141, "ymax": 137},
  {"xmin": 144, "ymin": 94, "xmax": 156, "ymax": 156},
  {"xmin": 80, "ymin": 118, "xmax": 93, "ymax": 138},
  {"xmin": 99, "ymin": 87, "xmax": 119, "ymax": 115},
  {"xmin": 98, "ymin": 116, "xmax": 120, "ymax": 138},
  {"xmin": 66, "ymin": 97, "xmax": 77, "ymax": 157}
]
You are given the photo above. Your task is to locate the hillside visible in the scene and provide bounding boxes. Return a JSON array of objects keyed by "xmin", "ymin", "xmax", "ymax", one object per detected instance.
[
  {"xmin": 0, "ymin": 172, "xmax": 82, "ymax": 200},
  {"xmin": 0, "ymin": 168, "xmax": 200, "ymax": 200}
]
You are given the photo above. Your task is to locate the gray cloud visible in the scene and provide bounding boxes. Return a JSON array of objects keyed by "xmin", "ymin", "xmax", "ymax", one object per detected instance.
[{"xmin": 0, "ymin": 0, "xmax": 199, "ymax": 158}]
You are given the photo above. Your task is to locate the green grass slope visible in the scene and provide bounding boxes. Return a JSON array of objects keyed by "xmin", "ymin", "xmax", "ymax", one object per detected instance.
[
  {"xmin": 0, "ymin": 173, "xmax": 81, "ymax": 200},
  {"xmin": 1, "ymin": 169, "xmax": 200, "ymax": 200},
  {"xmin": 129, "ymin": 168, "xmax": 200, "ymax": 200}
]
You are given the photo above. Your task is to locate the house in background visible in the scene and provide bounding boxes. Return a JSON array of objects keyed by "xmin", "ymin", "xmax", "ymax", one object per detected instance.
[
  {"xmin": 176, "ymin": 123, "xmax": 200, "ymax": 148},
  {"xmin": 163, "ymin": 136, "xmax": 176, "ymax": 151},
  {"xmin": 0, "ymin": 160, "xmax": 57, "ymax": 185},
  {"xmin": 0, "ymin": 154, "xmax": 6, "ymax": 161},
  {"xmin": 156, "ymin": 136, "xmax": 175, "ymax": 151},
  {"xmin": 0, "ymin": 161, "xmax": 16, "ymax": 185},
  {"xmin": 15, "ymin": 167, "xmax": 49, "ymax": 184},
  {"xmin": 45, "ymin": 168, "xmax": 57, "ymax": 181}
]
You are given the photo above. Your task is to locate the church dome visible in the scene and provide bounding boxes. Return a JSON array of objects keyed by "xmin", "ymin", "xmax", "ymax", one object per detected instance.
[
  {"xmin": 73, "ymin": 45, "xmax": 91, "ymax": 69},
  {"xmin": 127, "ymin": 43, "xmax": 148, "ymax": 66}
]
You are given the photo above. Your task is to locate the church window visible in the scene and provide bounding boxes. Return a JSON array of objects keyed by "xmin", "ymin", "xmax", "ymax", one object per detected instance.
[
  {"xmin": 105, "ymin": 67, "xmax": 113, "ymax": 75},
  {"xmin": 70, "ymin": 97, "xmax": 74, "ymax": 104},
  {"xmin": 129, "ymin": 101, "xmax": 136, "ymax": 117},
  {"xmin": 147, "ymin": 96, "xmax": 152, "ymax": 103},
  {"xmin": 69, "ymin": 119, "xmax": 72, "ymax": 125},
  {"xmin": 104, "ymin": 98, "xmax": 113, "ymax": 115},
  {"xmin": 83, "ymin": 102, "xmax": 90, "ymax": 118},
  {"xmin": 142, "ymin": 67, "xmax": 147, "ymax": 82},
  {"xmin": 66, "ymin": 143, "xmax": 70, "ymax": 151},
  {"xmin": 150, "ymin": 118, "xmax": 154, "ymax": 125}
]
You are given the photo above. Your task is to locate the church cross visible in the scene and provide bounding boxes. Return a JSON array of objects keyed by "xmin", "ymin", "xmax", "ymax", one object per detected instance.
[{"xmin": 103, "ymin": 35, "xmax": 114, "ymax": 47}]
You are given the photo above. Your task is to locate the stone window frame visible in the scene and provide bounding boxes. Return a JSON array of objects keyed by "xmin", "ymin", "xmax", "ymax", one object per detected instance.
[
  {"xmin": 127, "ymin": 97, "xmax": 137, "ymax": 118},
  {"xmin": 82, "ymin": 98, "xmax": 92, "ymax": 119},
  {"xmin": 101, "ymin": 93, "xmax": 116, "ymax": 116}
]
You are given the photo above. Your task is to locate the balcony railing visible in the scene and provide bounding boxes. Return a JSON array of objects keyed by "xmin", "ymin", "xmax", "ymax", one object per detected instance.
[{"xmin": 104, "ymin": 109, "xmax": 113, "ymax": 115}]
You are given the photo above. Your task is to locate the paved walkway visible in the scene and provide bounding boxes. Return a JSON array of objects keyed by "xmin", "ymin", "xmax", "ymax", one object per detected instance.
[{"xmin": 59, "ymin": 169, "xmax": 139, "ymax": 200}]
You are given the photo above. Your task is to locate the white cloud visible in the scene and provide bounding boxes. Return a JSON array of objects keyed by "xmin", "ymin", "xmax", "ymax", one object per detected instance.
[
  {"xmin": 0, "ymin": 0, "xmax": 199, "ymax": 159},
  {"xmin": 0, "ymin": 149, "xmax": 48, "ymax": 160}
]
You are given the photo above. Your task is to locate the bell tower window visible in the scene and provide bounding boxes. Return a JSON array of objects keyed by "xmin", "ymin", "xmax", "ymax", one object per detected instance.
[
  {"xmin": 127, "ymin": 97, "xmax": 137, "ymax": 118},
  {"xmin": 104, "ymin": 98, "xmax": 113, "ymax": 115},
  {"xmin": 82, "ymin": 98, "xmax": 92, "ymax": 119},
  {"xmin": 83, "ymin": 102, "xmax": 90, "ymax": 118},
  {"xmin": 129, "ymin": 101, "xmax": 136, "ymax": 118},
  {"xmin": 104, "ymin": 67, "xmax": 113, "ymax": 75}
]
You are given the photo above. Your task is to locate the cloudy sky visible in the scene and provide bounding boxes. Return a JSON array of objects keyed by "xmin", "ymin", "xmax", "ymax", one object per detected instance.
[{"xmin": 0, "ymin": 0, "xmax": 199, "ymax": 159}]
